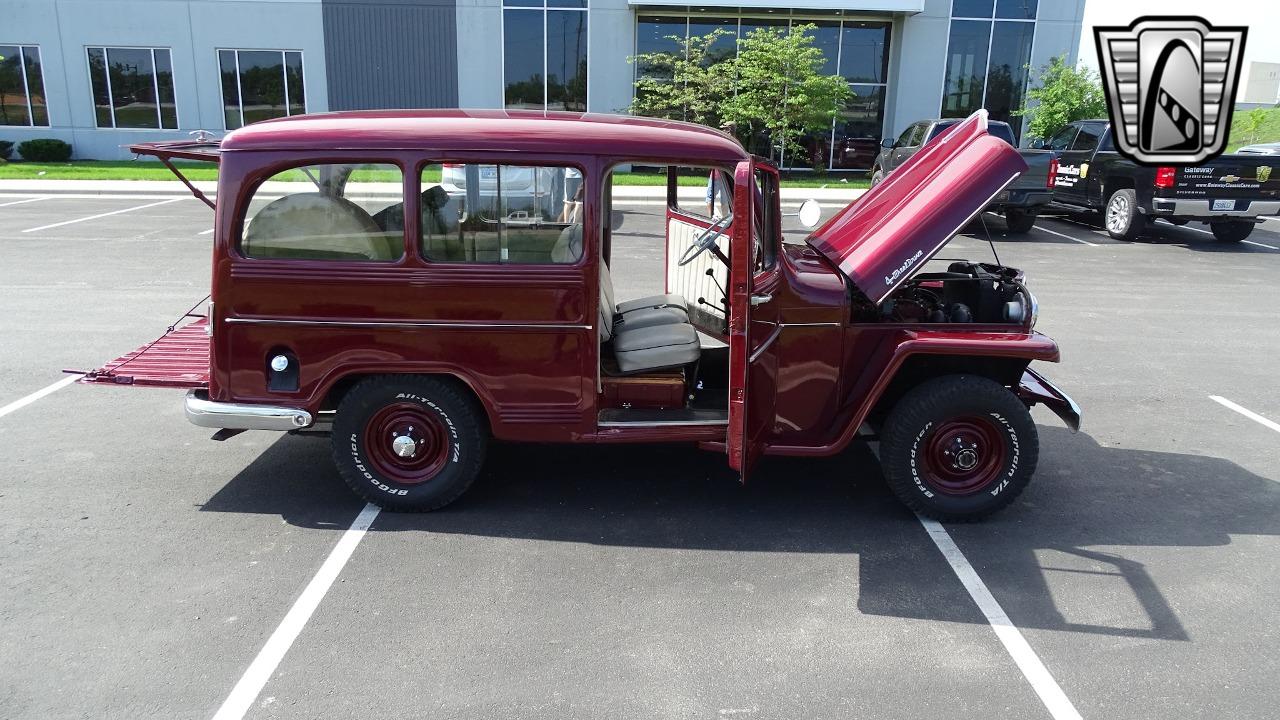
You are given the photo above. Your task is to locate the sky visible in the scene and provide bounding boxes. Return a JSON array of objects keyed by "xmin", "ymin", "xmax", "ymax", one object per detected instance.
[{"xmin": 1077, "ymin": 0, "xmax": 1280, "ymax": 73}]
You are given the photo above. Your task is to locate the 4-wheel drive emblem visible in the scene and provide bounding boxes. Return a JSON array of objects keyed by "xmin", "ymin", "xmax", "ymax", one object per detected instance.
[
  {"xmin": 1259, "ymin": 166, "xmax": 1273, "ymax": 183},
  {"xmin": 1095, "ymin": 16, "xmax": 1247, "ymax": 165}
]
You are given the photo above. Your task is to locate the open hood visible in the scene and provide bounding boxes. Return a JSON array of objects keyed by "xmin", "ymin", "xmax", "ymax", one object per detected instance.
[{"xmin": 807, "ymin": 111, "xmax": 1026, "ymax": 305}]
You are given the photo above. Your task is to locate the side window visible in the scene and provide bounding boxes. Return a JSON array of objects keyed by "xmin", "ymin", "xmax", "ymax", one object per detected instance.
[
  {"xmin": 895, "ymin": 124, "xmax": 916, "ymax": 147},
  {"xmin": 241, "ymin": 163, "xmax": 404, "ymax": 261},
  {"xmin": 670, "ymin": 166, "xmax": 734, "ymax": 221},
  {"xmin": 1098, "ymin": 128, "xmax": 1115, "ymax": 152},
  {"xmin": 753, "ymin": 169, "xmax": 779, "ymax": 272},
  {"xmin": 1048, "ymin": 125, "xmax": 1078, "ymax": 152},
  {"xmin": 420, "ymin": 163, "xmax": 583, "ymax": 264},
  {"xmin": 1071, "ymin": 124, "xmax": 1103, "ymax": 152}
]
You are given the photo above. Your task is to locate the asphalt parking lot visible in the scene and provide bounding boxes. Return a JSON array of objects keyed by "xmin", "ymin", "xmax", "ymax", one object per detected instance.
[{"xmin": 1, "ymin": 190, "xmax": 1278, "ymax": 719}]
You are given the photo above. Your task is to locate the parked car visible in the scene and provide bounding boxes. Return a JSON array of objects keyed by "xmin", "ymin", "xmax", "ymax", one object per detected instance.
[
  {"xmin": 80, "ymin": 108, "xmax": 1078, "ymax": 522},
  {"xmin": 1043, "ymin": 119, "xmax": 1280, "ymax": 242},
  {"xmin": 872, "ymin": 118, "xmax": 1057, "ymax": 233},
  {"xmin": 1235, "ymin": 142, "xmax": 1280, "ymax": 156}
]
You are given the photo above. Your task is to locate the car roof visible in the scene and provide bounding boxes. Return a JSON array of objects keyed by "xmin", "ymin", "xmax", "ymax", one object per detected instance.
[{"xmin": 219, "ymin": 109, "xmax": 750, "ymax": 164}]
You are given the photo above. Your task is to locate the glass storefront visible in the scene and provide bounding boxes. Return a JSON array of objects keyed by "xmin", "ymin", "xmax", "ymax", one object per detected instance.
[
  {"xmin": 942, "ymin": 0, "xmax": 1037, "ymax": 140},
  {"xmin": 635, "ymin": 12, "xmax": 891, "ymax": 171}
]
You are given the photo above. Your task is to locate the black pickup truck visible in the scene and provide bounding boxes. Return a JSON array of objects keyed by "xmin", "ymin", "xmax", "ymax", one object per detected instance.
[{"xmin": 1043, "ymin": 119, "xmax": 1280, "ymax": 242}]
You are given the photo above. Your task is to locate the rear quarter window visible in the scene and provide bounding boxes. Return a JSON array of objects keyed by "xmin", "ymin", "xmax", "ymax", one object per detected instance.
[{"xmin": 240, "ymin": 163, "xmax": 405, "ymax": 261}]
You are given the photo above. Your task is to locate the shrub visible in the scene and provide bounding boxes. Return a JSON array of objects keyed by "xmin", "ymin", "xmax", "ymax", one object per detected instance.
[
  {"xmin": 0, "ymin": 140, "xmax": 13, "ymax": 160},
  {"xmin": 17, "ymin": 138, "xmax": 73, "ymax": 162}
]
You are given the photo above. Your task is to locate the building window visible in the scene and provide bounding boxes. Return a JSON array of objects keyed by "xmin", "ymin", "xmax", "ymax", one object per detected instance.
[
  {"xmin": 0, "ymin": 45, "xmax": 48, "ymax": 126},
  {"xmin": 942, "ymin": 0, "xmax": 1037, "ymax": 140},
  {"xmin": 633, "ymin": 13, "xmax": 890, "ymax": 171},
  {"xmin": 87, "ymin": 47, "xmax": 178, "ymax": 129},
  {"xmin": 218, "ymin": 50, "xmax": 305, "ymax": 130},
  {"xmin": 503, "ymin": 0, "xmax": 588, "ymax": 112}
]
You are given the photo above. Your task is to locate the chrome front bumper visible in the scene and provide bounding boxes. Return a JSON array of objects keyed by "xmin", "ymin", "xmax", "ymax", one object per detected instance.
[
  {"xmin": 184, "ymin": 390, "xmax": 312, "ymax": 431},
  {"xmin": 1150, "ymin": 198, "xmax": 1280, "ymax": 218}
]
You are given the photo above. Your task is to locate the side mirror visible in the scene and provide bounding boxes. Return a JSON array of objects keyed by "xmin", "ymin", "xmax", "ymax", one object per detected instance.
[
  {"xmin": 881, "ymin": 138, "xmax": 895, "ymax": 149},
  {"xmin": 797, "ymin": 199, "xmax": 822, "ymax": 229},
  {"xmin": 1029, "ymin": 138, "xmax": 1047, "ymax": 150}
]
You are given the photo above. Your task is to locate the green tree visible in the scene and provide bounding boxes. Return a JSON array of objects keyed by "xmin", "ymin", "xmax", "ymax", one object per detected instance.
[
  {"xmin": 628, "ymin": 28, "xmax": 736, "ymax": 127},
  {"xmin": 1242, "ymin": 107, "xmax": 1268, "ymax": 144},
  {"xmin": 1017, "ymin": 55, "xmax": 1108, "ymax": 141},
  {"xmin": 718, "ymin": 24, "xmax": 851, "ymax": 161}
]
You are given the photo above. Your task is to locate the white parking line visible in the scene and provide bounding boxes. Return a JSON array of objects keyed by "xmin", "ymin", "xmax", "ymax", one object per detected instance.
[
  {"xmin": 211, "ymin": 503, "xmax": 381, "ymax": 720},
  {"xmin": 1243, "ymin": 239, "xmax": 1280, "ymax": 250},
  {"xmin": 198, "ymin": 228, "xmax": 215, "ymax": 235},
  {"xmin": 21, "ymin": 198, "xmax": 182, "ymax": 233},
  {"xmin": 1166, "ymin": 224, "xmax": 1279, "ymax": 249},
  {"xmin": 919, "ymin": 516, "xmax": 1083, "ymax": 720},
  {"xmin": 1209, "ymin": 396, "xmax": 1280, "ymax": 434},
  {"xmin": 0, "ymin": 196, "xmax": 51, "ymax": 208},
  {"xmin": 1032, "ymin": 222, "xmax": 1097, "ymax": 246},
  {"xmin": 0, "ymin": 375, "xmax": 80, "ymax": 419}
]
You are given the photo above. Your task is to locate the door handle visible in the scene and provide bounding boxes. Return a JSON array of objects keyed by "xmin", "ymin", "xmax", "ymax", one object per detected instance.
[{"xmin": 750, "ymin": 293, "xmax": 772, "ymax": 306}]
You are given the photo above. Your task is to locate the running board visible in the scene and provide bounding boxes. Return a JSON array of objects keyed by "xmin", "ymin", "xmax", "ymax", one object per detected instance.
[{"xmin": 597, "ymin": 407, "xmax": 728, "ymax": 427}]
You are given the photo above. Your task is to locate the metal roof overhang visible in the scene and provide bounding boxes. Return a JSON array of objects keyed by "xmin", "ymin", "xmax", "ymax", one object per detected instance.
[{"xmin": 626, "ymin": 0, "xmax": 922, "ymax": 12}]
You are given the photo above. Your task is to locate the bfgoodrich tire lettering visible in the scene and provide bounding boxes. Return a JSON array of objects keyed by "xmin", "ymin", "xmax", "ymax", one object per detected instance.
[
  {"xmin": 880, "ymin": 375, "xmax": 1039, "ymax": 522},
  {"xmin": 331, "ymin": 375, "xmax": 486, "ymax": 512}
]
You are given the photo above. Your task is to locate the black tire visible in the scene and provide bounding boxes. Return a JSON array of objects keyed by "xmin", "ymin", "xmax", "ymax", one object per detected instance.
[
  {"xmin": 870, "ymin": 169, "xmax": 885, "ymax": 187},
  {"xmin": 1004, "ymin": 208, "xmax": 1038, "ymax": 234},
  {"xmin": 331, "ymin": 375, "xmax": 487, "ymax": 512},
  {"xmin": 1210, "ymin": 220, "xmax": 1254, "ymax": 243},
  {"xmin": 1103, "ymin": 188, "xmax": 1144, "ymax": 241},
  {"xmin": 880, "ymin": 375, "xmax": 1039, "ymax": 522}
]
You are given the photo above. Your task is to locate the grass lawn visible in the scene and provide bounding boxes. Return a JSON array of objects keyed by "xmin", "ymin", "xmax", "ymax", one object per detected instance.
[
  {"xmin": 1226, "ymin": 107, "xmax": 1280, "ymax": 152},
  {"xmin": 0, "ymin": 159, "xmax": 870, "ymax": 188}
]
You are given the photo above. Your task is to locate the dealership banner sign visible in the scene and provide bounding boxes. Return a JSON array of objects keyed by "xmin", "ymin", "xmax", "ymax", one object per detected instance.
[{"xmin": 1094, "ymin": 16, "xmax": 1247, "ymax": 165}]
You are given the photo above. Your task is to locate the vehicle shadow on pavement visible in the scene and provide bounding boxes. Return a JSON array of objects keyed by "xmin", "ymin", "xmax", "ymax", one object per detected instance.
[
  {"xmin": 1043, "ymin": 211, "xmax": 1270, "ymax": 252},
  {"xmin": 202, "ymin": 426, "xmax": 1279, "ymax": 642}
]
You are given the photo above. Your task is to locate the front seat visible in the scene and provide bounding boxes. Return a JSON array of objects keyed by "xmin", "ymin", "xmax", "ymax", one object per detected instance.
[
  {"xmin": 552, "ymin": 225, "xmax": 689, "ymax": 332},
  {"xmin": 598, "ymin": 262, "xmax": 701, "ymax": 374}
]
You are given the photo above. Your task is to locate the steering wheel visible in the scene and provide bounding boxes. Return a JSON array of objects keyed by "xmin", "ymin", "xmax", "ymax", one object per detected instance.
[{"xmin": 678, "ymin": 217, "xmax": 730, "ymax": 266}]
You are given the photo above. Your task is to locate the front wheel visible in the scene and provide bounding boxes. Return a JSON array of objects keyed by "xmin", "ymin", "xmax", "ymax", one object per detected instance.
[
  {"xmin": 331, "ymin": 375, "xmax": 487, "ymax": 511},
  {"xmin": 1210, "ymin": 220, "xmax": 1254, "ymax": 243},
  {"xmin": 1004, "ymin": 208, "xmax": 1038, "ymax": 234},
  {"xmin": 870, "ymin": 169, "xmax": 885, "ymax": 187},
  {"xmin": 880, "ymin": 375, "xmax": 1039, "ymax": 522}
]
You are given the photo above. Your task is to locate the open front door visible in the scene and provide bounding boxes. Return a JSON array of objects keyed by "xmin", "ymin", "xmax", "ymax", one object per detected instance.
[{"xmin": 726, "ymin": 160, "xmax": 782, "ymax": 480}]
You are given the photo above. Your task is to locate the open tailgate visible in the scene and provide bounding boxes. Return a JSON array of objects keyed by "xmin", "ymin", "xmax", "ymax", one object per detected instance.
[{"xmin": 78, "ymin": 318, "xmax": 210, "ymax": 389}]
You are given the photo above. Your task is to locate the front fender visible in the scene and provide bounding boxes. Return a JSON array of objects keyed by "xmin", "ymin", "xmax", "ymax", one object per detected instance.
[{"xmin": 1017, "ymin": 367, "xmax": 1081, "ymax": 432}]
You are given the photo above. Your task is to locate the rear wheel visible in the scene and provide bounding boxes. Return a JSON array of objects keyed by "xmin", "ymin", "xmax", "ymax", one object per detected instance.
[
  {"xmin": 880, "ymin": 375, "xmax": 1038, "ymax": 522},
  {"xmin": 1210, "ymin": 220, "xmax": 1254, "ymax": 243},
  {"xmin": 331, "ymin": 375, "xmax": 487, "ymax": 511},
  {"xmin": 1003, "ymin": 208, "xmax": 1038, "ymax": 234},
  {"xmin": 1104, "ymin": 188, "xmax": 1144, "ymax": 241}
]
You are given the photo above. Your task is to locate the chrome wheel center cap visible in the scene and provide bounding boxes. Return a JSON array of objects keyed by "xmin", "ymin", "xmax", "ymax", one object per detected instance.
[
  {"xmin": 954, "ymin": 448, "xmax": 979, "ymax": 471},
  {"xmin": 391, "ymin": 435, "xmax": 418, "ymax": 458}
]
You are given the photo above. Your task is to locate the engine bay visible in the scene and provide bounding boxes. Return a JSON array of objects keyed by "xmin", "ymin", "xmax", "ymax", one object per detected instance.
[{"xmin": 876, "ymin": 262, "xmax": 1034, "ymax": 325}]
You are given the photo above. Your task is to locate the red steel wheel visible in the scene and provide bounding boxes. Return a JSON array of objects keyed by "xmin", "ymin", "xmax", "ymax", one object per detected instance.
[
  {"xmin": 361, "ymin": 402, "xmax": 453, "ymax": 485},
  {"xmin": 332, "ymin": 376, "xmax": 487, "ymax": 512},
  {"xmin": 918, "ymin": 415, "xmax": 1006, "ymax": 495},
  {"xmin": 880, "ymin": 375, "xmax": 1039, "ymax": 522}
]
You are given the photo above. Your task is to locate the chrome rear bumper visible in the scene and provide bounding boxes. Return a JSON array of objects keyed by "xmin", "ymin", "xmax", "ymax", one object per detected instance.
[
  {"xmin": 1150, "ymin": 198, "xmax": 1280, "ymax": 218},
  {"xmin": 184, "ymin": 390, "xmax": 312, "ymax": 431}
]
